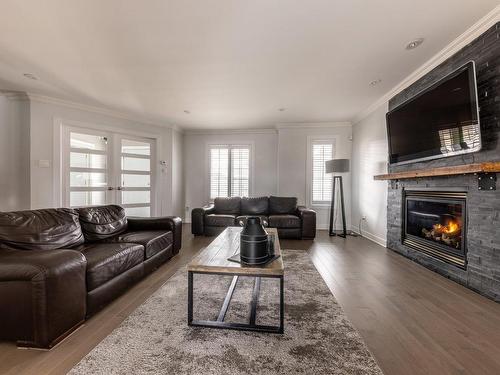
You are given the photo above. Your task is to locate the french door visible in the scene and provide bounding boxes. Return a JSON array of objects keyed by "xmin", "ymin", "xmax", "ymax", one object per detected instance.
[{"xmin": 63, "ymin": 126, "xmax": 155, "ymax": 217}]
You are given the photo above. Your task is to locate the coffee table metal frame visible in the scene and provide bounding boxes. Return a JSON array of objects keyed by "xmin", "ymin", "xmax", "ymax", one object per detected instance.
[{"xmin": 187, "ymin": 270, "xmax": 284, "ymax": 334}]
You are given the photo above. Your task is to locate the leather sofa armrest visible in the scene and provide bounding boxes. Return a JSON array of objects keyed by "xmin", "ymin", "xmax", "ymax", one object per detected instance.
[
  {"xmin": 191, "ymin": 204, "xmax": 215, "ymax": 235},
  {"xmin": 297, "ymin": 206, "xmax": 316, "ymax": 239},
  {"xmin": 127, "ymin": 216, "xmax": 183, "ymax": 254},
  {"xmin": 0, "ymin": 248, "xmax": 87, "ymax": 348}
]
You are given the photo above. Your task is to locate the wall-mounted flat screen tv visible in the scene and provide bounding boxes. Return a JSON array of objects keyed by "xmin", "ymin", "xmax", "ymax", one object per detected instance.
[{"xmin": 386, "ymin": 61, "xmax": 481, "ymax": 165}]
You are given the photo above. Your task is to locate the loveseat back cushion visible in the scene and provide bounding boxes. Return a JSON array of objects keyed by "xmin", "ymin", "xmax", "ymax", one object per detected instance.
[
  {"xmin": 77, "ymin": 205, "xmax": 127, "ymax": 242},
  {"xmin": 241, "ymin": 196, "xmax": 269, "ymax": 215},
  {"xmin": 0, "ymin": 208, "xmax": 84, "ymax": 250},
  {"xmin": 269, "ymin": 196, "xmax": 298, "ymax": 215},
  {"xmin": 213, "ymin": 197, "xmax": 241, "ymax": 214}
]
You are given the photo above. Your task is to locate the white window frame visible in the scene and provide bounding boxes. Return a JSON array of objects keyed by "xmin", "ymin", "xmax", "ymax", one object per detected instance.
[
  {"xmin": 205, "ymin": 142, "xmax": 254, "ymax": 202},
  {"xmin": 306, "ymin": 136, "xmax": 336, "ymax": 207}
]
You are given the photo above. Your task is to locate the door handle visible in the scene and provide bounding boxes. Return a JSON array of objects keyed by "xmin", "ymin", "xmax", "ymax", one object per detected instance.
[
  {"xmin": 107, "ymin": 187, "xmax": 114, "ymax": 191},
  {"xmin": 116, "ymin": 186, "xmax": 123, "ymax": 191}
]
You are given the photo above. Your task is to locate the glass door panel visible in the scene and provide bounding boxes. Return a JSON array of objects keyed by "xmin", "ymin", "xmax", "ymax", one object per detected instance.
[
  {"xmin": 122, "ymin": 174, "xmax": 150, "ymax": 188},
  {"xmin": 70, "ymin": 152, "xmax": 106, "ymax": 169},
  {"xmin": 70, "ymin": 132, "xmax": 107, "ymax": 151},
  {"xmin": 121, "ymin": 139, "xmax": 151, "ymax": 155},
  {"xmin": 70, "ymin": 191, "xmax": 106, "ymax": 207},
  {"xmin": 121, "ymin": 156, "xmax": 151, "ymax": 171}
]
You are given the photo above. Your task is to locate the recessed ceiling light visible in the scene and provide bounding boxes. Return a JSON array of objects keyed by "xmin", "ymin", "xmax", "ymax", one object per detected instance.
[
  {"xmin": 23, "ymin": 73, "xmax": 38, "ymax": 80},
  {"xmin": 278, "ymin": 108, "xmax": 286, "ymax": 112},
  {"xmin": 406, "ymin": 38, "xmax": 424, "ymax": 50},
  {"xmin": 369, "ymin": 79, "xmax": 382, "ymax": 87},
  {"xmin": 183, "ymin": 110, "xmax": 190, "ymax": 114}
]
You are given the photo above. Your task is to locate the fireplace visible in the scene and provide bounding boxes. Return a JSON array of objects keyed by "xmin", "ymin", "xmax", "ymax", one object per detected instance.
[{"xmin": 403, "ymin": 191, "xmax": 467, "ymax": 269}]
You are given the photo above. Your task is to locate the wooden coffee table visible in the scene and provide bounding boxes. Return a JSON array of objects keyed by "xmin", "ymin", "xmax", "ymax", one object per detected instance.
[{"xmin": 187, "ymin": 227, "xmax": 284, "ymax": 333}]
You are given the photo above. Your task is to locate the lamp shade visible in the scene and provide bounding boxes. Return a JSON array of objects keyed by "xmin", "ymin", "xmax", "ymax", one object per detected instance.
[{"xmin": 325, "ymin": 159, "xmax": 350, "ymax": 173}]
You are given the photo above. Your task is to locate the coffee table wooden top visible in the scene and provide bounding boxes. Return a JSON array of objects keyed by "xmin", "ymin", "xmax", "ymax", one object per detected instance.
[{"xmin": 188, "ymin": 227, "xmax": 284, "ymax": 276}]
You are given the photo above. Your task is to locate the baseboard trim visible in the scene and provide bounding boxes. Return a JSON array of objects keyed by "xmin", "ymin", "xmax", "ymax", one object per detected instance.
[
  {"xmin": 350, "ymin": 226, "xmax": 387, "ymax": 248},
  {"xmin": 316, "ymin": 224, "xmax": 352, "ymax": 231}
]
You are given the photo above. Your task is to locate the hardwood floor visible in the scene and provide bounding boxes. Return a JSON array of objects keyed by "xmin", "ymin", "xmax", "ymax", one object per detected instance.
[{"xmin": 1, "ymin": 225, "xmax": 499, "ymax": 375}]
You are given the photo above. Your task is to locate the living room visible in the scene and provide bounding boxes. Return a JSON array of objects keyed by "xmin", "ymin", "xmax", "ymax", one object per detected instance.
[{"xmin": 1, "ymin": 1, "xmax": 499, "ymax": 374}]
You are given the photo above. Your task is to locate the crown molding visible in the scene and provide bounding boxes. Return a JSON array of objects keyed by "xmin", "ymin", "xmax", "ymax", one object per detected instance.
[
  {"xmin": 184, "ymin": 128, "xmax": 277, "ymax": 136},
  {"xmin": 0, "ymin": 90, "xmax": 29, "ymax": 101},
  {"xmin": 275, "ymin": 121, "xmax": 352, "ymax": 130},
  {"xmin": 353, "ymin": 5, "xmax": 500, "ymax": 124},
  {"xmin": 26, "ymin": 93, "xmax": 181, "ymax": 131}
]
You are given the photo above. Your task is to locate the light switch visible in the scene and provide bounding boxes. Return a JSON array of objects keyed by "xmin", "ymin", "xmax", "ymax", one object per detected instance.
[{"xmin": 38, "ymin": 160, "xmax": 51, "ymax": 168}]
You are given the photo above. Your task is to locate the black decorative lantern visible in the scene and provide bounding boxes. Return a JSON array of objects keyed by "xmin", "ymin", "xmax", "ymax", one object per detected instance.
[{"xmin": 239, "ymin": 217, "xmax": 274, "ymax": 265}]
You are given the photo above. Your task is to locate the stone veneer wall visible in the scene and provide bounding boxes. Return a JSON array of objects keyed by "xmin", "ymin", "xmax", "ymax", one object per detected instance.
[{"xmin": 386, "ymin": 23, "xmax": 500, "ymax": 301}]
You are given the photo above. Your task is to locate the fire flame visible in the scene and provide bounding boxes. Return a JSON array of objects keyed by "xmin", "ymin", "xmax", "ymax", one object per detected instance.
[{"xmin": 433, "ymin": 220, "xmax": 460, "ymax": 235}]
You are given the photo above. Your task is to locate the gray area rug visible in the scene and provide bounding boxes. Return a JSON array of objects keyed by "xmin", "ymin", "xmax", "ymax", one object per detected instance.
[{"xmin": 70, "ymin": 250, "xmax": 382, "ymax": 374}]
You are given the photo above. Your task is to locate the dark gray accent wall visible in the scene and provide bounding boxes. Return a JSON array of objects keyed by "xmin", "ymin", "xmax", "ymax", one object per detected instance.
[{"xmin": 386, "ymin": 23, "xmax": 500, "ymax": 301}]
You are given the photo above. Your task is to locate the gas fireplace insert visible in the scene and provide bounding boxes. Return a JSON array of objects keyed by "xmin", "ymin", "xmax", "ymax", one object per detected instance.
[{"xmin": 403, "ymin": 190, "xmax": 467, "ymax": 269}]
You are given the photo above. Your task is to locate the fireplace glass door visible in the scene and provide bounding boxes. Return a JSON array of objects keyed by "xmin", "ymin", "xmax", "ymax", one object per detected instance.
[{"xmin": 403, "ymin": 191, "xmax": 467, "ymax": 268}]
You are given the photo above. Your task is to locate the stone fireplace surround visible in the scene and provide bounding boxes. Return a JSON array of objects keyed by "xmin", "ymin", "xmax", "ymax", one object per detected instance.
[{"xmin": 386, "ymin": 23, "xmax": 500, "ymax": 302}]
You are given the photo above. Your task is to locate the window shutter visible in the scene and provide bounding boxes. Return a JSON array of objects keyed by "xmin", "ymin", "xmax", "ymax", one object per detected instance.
[
  {"xmin": 210, "ymin": 147, "xmax": 229, "ymax": 199},
  {"xmin": 209, "ymin": 145, "xmax": 251, "ymax": 199},
  {"xmin": 312, "ymin": 142, "xmax": 333, "ymax": 204},
  {"xmin": 231, "ymin": 147, "xmax": 250, "ymax": 197}
]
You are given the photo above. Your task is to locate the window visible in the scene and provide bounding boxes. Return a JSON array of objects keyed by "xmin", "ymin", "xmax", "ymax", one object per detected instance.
[
  {"xmin": 310, "ymin": 140, "xmax": 334, "ymax": 205},
  {"xmin": 209, "ymin": 145, "xmax": 251, "ymax": 199}
]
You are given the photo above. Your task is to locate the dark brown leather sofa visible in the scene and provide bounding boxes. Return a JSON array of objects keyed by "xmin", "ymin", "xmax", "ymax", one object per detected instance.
[
  {"xmin": 191, "ymin": 196, "xmax": 316, "ymax": 239},
  {"xmin": 0, "ymin": 205, "xmax": 182, "ymax": 349}
]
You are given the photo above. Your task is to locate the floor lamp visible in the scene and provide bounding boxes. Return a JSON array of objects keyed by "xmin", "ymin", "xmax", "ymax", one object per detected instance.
[{"xmin": 325, "ymin": 159, "xmax": 349, "ymax": 238}]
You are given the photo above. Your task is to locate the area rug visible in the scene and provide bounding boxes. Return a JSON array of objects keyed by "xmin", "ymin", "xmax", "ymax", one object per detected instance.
[{"xmin": 70, "ymin": 250, "xmax": 382, "ymax": 375}]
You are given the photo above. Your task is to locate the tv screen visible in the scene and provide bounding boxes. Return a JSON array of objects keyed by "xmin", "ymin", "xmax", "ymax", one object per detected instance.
[{"xmin": 386, "ymin": 61, "xmax": 481, "ymax": 165}]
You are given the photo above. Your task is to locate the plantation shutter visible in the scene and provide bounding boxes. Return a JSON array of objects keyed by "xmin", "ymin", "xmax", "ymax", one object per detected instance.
[
  {"xmin": 312, "ymin": 142, "xmax": 333, "ymax": 204},
  {"xmin": 231, "ymin": 147, "xmax": 250, "ymax": 197},
  {"xmin": 210, "ymin": 147, "xmax": 229, "ymax": 199},
  {"xmin": 209, "ymin": 145, "xmax": 250, "ymax": 199}
]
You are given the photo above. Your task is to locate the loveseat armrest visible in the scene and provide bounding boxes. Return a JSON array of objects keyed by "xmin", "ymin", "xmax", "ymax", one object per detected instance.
[
  {"xmin": 0, "ymin": 248, "xmax": 87, "ymax": 348},
  {"xmin": 191, "ymin": 204, "xmax": 215, "ymax": 235},
  {"xmin": 127, "ymin": 216, "xmax": 183, "ymax": 254},
  {"xmin": 297, "ymin": 206, "xmax": 316, "ymax": 239}
]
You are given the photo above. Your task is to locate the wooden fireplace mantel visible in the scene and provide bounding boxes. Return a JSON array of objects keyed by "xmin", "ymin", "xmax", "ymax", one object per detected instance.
[{"xmin": 373, "ymin": 161, "xmax": 500, "ymax": 181}]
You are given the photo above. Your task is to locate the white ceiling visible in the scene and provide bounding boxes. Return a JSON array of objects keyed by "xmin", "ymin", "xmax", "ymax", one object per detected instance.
[{"xmin": 0, "ymin": 0, "xmax": 498, "ymax": 129}]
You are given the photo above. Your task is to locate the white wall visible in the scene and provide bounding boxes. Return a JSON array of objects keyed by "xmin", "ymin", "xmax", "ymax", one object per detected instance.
[
  {"xmin": 277, "ymin": 123, "xmax": 353, "ymax": 229},
  {"xmin": 183, "ymin": 130, "xmax": 278, "ymax": 221},
  {"xmin": 0, "ymin": 94, "xmax": 30, "ymax": 211},
  {"xmin": 351, "ymin": 104, "xmax": 388, "ymax": 246},
  {"xmin": 28, "ymin": 98, "xmax": 177, "ymax": 215}
]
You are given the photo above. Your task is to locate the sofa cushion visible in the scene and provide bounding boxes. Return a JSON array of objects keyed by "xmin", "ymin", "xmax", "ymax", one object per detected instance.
[
  {"xmin": 213, "ymin": 197, "xmax": 241, "ymax": 215},
  {"xmin": 268, "ymin": 214, "xmax": 301, "ymax": 228},
  {"xmin": 205, "ymin": 214, "xmax": 236, "ymax": 227},
  {"xmin": 75, "ymin": 242, "xmax": 144, "ymax": 291},
  {"xmin": 241, "ymin": 197, "xmax": 269, "ymax": 215},
  {"xmin": 109, "ymin": 230, "xmax": 173, "ymax": 259},
  {"xmin": 78, "ymin": 205, "xmax": 128, "ymax": 242},
  {"xmin": 0, "ymin": 208, "xmax": 84, "ymax": 251},
  {"xmin": 236, "ymin": 215, "xmax": 269, "ymax": 227},
  {"xmin": 269, "ymin": 196, "xmax": 298, "ymax": 215}
]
